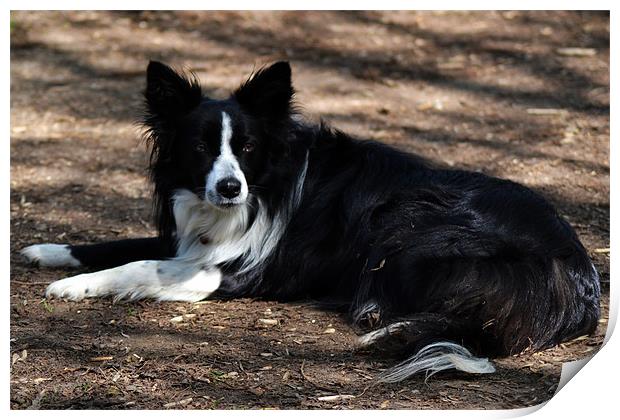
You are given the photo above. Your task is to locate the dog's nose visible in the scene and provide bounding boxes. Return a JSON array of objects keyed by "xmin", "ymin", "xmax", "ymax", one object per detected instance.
[{"xmin": 216, "ymin": 177, "xmax": 242, "ymax": 199}]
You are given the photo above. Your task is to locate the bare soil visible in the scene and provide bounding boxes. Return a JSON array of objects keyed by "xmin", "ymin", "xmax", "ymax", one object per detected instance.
[{"xmin": 10, "ymin": 11, "xmax": 609, "ymax": 410}]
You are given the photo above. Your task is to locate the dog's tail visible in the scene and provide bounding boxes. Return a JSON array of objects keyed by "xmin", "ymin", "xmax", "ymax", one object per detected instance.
[
  {"xmin": 21, "ymin": 237, "xmax": 174, "ymax": 269},
  {"xmin": 358, "ymin": 315, "xmax": 495, "ymax": 382},
  {"xmin": 377, "ymin": 341, "xmax": 495, "ymax": 382}
]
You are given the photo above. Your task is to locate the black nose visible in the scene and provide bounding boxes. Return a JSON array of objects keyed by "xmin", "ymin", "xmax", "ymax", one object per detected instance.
[{"xmin": 216, "ymin": 177, "xmax": 242, "ymax": 199}]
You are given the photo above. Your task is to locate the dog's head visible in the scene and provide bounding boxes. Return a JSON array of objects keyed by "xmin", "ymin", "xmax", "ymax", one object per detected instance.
[{"xmin": 143, "ymin": 61, "xmax": 294, "ymax": 213}]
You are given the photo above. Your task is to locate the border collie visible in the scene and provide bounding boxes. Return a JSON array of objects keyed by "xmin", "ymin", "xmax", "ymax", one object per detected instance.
[{"xmin": 21, "ymin": 61, "xmax": 600, "ymax": 381}]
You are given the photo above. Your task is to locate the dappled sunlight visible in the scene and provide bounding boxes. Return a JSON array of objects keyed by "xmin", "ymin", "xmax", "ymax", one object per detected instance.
[{"xmin": 10, "ymin": 10, "xmax": 608, "ymax": 409}]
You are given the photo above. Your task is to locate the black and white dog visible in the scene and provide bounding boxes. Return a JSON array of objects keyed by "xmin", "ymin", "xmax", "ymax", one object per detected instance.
[{"xmin": 22, "ymin": 61, "xmax": 600, "ymax": 381}]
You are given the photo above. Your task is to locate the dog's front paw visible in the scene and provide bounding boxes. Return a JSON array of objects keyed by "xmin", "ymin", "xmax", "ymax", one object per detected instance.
[
  {"xmin": 45, "ymin": 275, "xmax": 98, "ymax": 301},
  {"xmin": 21, "ymin": 244, "xmax": 81, "ymax": 268}
]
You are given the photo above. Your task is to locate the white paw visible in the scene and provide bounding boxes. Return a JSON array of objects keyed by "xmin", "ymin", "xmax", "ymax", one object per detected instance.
[
  {"xmin": 21, "ymin": 244, "xmax": 81, "ymax": 268},
  {"xmin": 45, "ymin": 275, "xmax": 99, "ymax": 301}
]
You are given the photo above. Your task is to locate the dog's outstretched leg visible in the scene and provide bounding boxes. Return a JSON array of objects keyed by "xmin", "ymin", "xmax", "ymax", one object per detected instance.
[
  {"xmin": 21, "ymin": 244, "xmax": 82, "ymax": 268},
  {"xmin": 45, "ymin": 260, "xmax": 221, "ymax": 302},
  {"xmin": 21, "ymin": 237, "xmax": 173, "ymax": 269}
]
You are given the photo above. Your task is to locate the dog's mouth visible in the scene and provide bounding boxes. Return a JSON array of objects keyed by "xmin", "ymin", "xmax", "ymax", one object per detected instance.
[
  {"xmin": 205, "ymin": 193, "xmax": 246, "ymax": 211},
  {"xmin": 217, "ymin": 201, "xmax": 242, "ymax": 209}
]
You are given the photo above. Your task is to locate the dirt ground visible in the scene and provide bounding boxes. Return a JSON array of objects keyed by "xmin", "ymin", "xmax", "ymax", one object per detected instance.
[{"xmin": 10, "ymin": 11, "xmax": 609, "ymax": 410}]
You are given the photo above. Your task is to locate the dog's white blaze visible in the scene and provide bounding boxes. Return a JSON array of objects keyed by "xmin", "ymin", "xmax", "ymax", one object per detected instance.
[
  {"xmin": 220, "ymin": 111, "xmax": 233, "ymax": 155},
  {"xmin": 205, "ymin": 112, "xmax": 248, "ymax": 207},
  {"xmin": 45, "ymin": 260, "xmax": 221, "ymax": 302},
  {"xmin": 21, "ymin": 244, "xmax": 81, "ymax": 267}
]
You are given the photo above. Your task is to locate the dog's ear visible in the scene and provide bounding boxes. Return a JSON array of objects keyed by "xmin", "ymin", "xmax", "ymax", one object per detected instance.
[
  {"xmin": 233, "ymin": 61, "xmax": 294, "ymax": 120},
  {"xmin": 144, "ymin": 61, "xmax": 202, "ymax": 120}
]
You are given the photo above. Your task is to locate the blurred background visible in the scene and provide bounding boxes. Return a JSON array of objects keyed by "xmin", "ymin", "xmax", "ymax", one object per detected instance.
[{"xmin": 10, "ymin": 11, "xmax": 609, "ymax": 409}]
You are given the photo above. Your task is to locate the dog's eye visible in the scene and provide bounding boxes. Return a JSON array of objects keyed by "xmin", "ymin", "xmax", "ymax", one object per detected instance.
[
  {"xmin": 242, "ymin": 142, "xmax": 255, "ymax": 153},
  {"xmin": 195, "ymin": 143, "xmax": 206, "ymax": 153}
]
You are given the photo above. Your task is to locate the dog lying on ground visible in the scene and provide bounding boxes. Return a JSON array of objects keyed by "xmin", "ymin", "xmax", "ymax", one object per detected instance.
[{"xmin": 21, "ymin": 61, "xmax": 600, "ymax": 381}]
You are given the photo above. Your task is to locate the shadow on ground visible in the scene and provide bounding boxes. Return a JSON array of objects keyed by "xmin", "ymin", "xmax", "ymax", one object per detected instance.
[{"xmin": 10, "ymin": 11, "xmax": 609, "ymax": 410}]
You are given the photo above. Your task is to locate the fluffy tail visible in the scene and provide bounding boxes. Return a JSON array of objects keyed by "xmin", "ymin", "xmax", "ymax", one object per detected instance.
[
  {"xmin": 358, "ymin": 316, "xmax": 495, "ymax": 381},
  {"xmin": 377, "ymin": 342, "xmax": 495, "ymax": 382}
]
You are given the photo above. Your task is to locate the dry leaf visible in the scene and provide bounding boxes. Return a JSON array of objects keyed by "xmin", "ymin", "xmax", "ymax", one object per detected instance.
[
  {"xmin": 526, "ymin": 108, "xmax": 567, "ymax": 116},
  {"xmin": 164, "ymin": 398, "xmax": 193, "ymax": 408},
  {"xmin": 556, "ymin": 47, "xmax": 596, "ymax": 57},
  {"xmin": 317, "ymin": 395, "xmax": 355, "ymax": 402},
  {"xmin": 370, "ymin": 259, "xmax": 386, "ymax": 271},
  {"xmin": 258, "ymin": 318, "xmax": 278, "ymax": 326},
  {"xmin": 90, "ymin": 356, "xmax": 113, "ymax": 362}
]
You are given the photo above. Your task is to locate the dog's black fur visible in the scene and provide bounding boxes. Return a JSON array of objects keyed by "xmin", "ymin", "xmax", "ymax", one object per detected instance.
[{"xmin": 26, "ymin": 61, "xmax": 601, "ymax": 380}]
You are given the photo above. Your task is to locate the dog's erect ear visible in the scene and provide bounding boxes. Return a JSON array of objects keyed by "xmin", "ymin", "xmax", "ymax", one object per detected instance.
[
  {"xmin": 144, "ymin": 61, "xmax": 202, "ymax": 120},
  {"xmin": 233, "ymin": 62, "xmax": 294, "ymax": 120}
]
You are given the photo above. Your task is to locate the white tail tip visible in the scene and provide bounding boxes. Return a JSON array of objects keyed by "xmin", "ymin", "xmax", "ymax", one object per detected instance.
[{"xmin": 378, "ymin": 341, "xmax": 496, "ymax": 383}]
